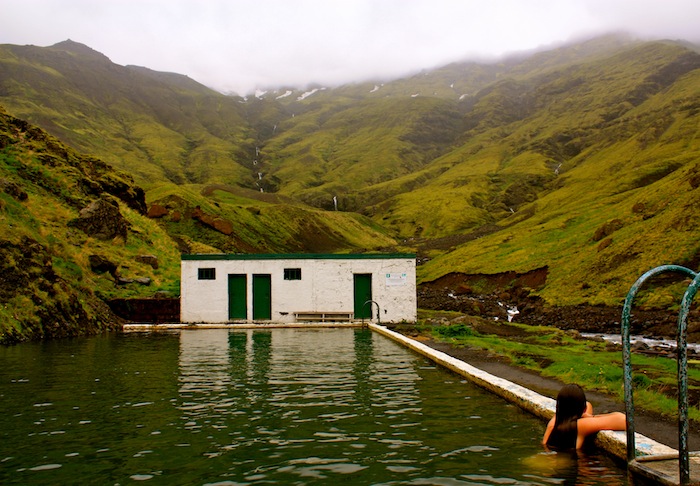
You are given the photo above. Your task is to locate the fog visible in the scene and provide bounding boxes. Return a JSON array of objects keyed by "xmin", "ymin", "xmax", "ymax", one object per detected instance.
[{"xmin": 1, "ymin": 0, "xmax": 699, "ymax": 95}]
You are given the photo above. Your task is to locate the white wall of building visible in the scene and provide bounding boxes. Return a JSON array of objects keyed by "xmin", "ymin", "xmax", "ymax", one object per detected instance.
[{"xmin": 180, "ymin": 255, "xmax": 416, "ymax": 324}]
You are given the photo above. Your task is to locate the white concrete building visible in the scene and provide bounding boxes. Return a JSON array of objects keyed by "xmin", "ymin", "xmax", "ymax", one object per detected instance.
[{"xmin": 180, "ymin": 253, "xmax": 417, "ymax": 324}]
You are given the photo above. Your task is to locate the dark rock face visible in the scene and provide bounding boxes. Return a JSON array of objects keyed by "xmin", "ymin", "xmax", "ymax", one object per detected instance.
[
  {"xmin": 135, "ymin": 254, "xmax": 159, "ymax": 269},
  {"xmin": 0, "ymin": 237, "xmax": 54, "ymax": 301},
  {"xmin": 69, "ymin": 196, "xmax": 128, "ymax": 241},
  {"xmin": 0, "ymin": 178, "xmax": 28, "ymax": 201},
  {"xmin": 96, "ymin": 173, "xmax": 146, "ymax": 214},
  {"xmin": 89, "ymin": 254, "xmax": 118, "ymax": 277},
  {"xmin": 418, "ymin": 270, "xmax": 700, "ymax": 342},
  {"xmin": 0, "ymin": 236, "xmax": 121, "ymax": 344}
]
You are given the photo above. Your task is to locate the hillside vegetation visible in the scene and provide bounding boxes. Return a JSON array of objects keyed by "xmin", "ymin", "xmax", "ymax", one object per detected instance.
[
  {"xmin": 1, "ymin": 34, "xmax": 700, "ymax": 340},
  {"xmin": 0, "ymin": 106, "xmax": 395, "ymax": 343}
]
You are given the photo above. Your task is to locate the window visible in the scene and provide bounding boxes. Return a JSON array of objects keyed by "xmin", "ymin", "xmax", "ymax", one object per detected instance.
[
  {"xmin": 284, "ymin": 268, "xmax": 302, "ymax": 280},
  {"xmin": 198, "ymin": 268, "xmax": 216, "ymax": 280}
]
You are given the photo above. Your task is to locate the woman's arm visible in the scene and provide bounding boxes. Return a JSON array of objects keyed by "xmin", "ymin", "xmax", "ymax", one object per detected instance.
[
  {"xmin": 576, "ymin": 411, "xmax": 626, "ymax": 447},
  {"xmin": 542, "ymin": 416, "xmax": 555, "ymax": 445}
]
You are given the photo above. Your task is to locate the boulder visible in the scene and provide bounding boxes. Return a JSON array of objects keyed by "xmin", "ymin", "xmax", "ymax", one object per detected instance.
[
  {"xmin": 69, "ymin": 196, "xmax": 128, "ymax": 241},
  {"xmin": 95, "ymin": 172, "xmax": 147, "ymax": 214},
  {"xmin": 192, "ymin": 206, "xmax": 234, "ymax": 235},
  {"xmin": 135, "ymin": 254, "xmax": 158, "ymax": 269},
  {"xmin": 147, "ymin": 203, "xmax": 168, "ymax": 218},
  {"xmin": 116, "ymin": 276, "xmax": 151, "ymax": 286},
  {"xmin": 89, "ymin": 254, "xmax": 118, "ymax": 277}
]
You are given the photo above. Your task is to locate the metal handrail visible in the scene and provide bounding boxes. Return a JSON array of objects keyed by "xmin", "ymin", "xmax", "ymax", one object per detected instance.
[
  {"xmin": 361, "ymin": 300, "xmax": 380, "ymax": 325},
  {"xmin": 621, "ymin": 264, "xmax": 697, "ymax": 484}
]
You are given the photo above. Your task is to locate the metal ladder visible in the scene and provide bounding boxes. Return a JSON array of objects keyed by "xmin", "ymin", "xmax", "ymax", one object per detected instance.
[
  {"xmin": 622, "ymin": 264, "xmax": 700, "ymax": 484},
  {"xmin": 361, "ymin": 300, "xmax": 381, "ymax": 325}
]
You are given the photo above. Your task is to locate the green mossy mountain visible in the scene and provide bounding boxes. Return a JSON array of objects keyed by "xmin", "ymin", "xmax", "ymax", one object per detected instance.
[
  {"xmin": 1, "ymin": 34, "xmax": 700, "ymax": 341},
  {"xmin": 0, "ymin": 106, "xmax": 395, "ymax": 343}
]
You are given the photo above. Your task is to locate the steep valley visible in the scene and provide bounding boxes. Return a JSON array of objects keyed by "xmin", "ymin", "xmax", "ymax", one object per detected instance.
[{"xmin": 1, "ymin": 34, "xmax": 700, "ymax": 341}]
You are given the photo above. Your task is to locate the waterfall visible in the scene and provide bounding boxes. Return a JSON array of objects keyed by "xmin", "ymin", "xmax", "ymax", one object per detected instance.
[{"xmin": 333, "ymin": 196, "xmax": 338, "ymax": 211}]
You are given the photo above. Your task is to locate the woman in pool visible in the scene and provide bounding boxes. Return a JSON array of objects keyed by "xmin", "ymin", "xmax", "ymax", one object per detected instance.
[{"xmin": 542, "ymin": 383, "xmax": 626, "ymax": 450}]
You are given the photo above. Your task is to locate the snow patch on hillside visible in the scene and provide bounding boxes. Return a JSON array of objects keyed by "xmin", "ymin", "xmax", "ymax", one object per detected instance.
[{"xmin": 297, "ymin": 88, "xmax": 325, "ymax": 101}]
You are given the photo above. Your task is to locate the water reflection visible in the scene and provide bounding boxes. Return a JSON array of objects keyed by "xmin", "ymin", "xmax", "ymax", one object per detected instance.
[
  {"xmin": 0, "ymin": 329, "xmax": 627, "ymax": 485},
  {"xmin": 171, "ymin": 329, "xmax": 627, "ymax": 484},
  {"xmin": 522, "ymin": 449, "xmax": 629, "ymax": 486}
]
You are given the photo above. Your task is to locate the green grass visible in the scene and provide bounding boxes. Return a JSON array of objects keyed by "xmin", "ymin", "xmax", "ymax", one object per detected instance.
[{"xmin": 422, "ymin": 316, "xmax": 700, "ymax": 423}]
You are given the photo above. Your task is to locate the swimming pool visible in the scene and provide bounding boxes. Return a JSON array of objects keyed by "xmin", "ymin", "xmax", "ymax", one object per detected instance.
[{"xmin": 0, "ymin": 328, "xmax": 627, "ymax": 484}]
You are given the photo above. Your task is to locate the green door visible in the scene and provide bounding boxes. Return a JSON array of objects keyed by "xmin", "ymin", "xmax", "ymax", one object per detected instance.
[
  {"xmin": 228, "ymin": 274, "xmax": 247, "ymax": 320},
  {"xmin": 353, "ymin": 273, "xmax": 372, "ymax": 319},
  {"xmin": 253, "ymin": 274, "xmax": 272, "ymax": 320}
]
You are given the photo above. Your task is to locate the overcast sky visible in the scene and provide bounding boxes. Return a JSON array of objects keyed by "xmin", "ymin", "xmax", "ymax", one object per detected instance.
[{"xmin": 1, "ymin": 0, "xmax": 699, "ymax": 95}]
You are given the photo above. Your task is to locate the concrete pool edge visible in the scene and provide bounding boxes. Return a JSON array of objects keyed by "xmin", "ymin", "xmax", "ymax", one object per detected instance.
[
  {"xmin": 369, "ymin": 322, "xmax": 678, "ymax": 461},
  {"xmin": 122, "ymin": 322, "xmax": 363, "ymax": 330}
]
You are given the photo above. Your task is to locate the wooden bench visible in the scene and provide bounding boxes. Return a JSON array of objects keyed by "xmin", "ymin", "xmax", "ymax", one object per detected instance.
[{"xmin": 293, "ymin": 311, "xmax": 354, "ymax": 322}]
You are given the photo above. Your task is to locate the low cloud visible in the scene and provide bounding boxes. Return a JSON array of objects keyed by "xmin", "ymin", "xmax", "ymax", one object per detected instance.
[{"xmin": 1, "ymin": 0, "xmax": 698, "ymax": 95}]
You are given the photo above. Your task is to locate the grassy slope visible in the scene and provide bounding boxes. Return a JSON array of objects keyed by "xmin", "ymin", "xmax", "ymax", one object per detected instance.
[
  {"xmin": 0, "ymin": 41, "xmax": 400, "ymax": 258},
  {"xmin": 147, "ymin": 183, "xmax": 397, "ymax": 254},
  {"xmin": 0, "ymin": 107, "xmax": 181, "ymax": 342},
  {"xmin": 0, "ymin": 41, "xmax": 254, "ymax": 187},
  {"xmin": 419, "ymin": 51, "xmax": 700, "ymax": 306},
  {"xmin": 0, "ymin": 106, "xmax": 396, "ymax": 344},
  {"xmin": 2, "ymin": 37, "xmax": 700, "ymax": 313},
  {"xmin": 261, "ymin": 96, "xmax": 464, "ymax": 210}
]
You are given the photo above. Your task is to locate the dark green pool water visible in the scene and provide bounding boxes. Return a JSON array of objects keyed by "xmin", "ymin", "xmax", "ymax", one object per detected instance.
[{"xmin": 0, "ymin": 328, "xmax": 627, "ymax": 484}]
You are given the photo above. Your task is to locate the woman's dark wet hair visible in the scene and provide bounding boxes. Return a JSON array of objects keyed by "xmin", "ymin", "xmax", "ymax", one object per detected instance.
[{"xmin": 546, "ymin": 384, "xmax": 588, "ymax": 450}]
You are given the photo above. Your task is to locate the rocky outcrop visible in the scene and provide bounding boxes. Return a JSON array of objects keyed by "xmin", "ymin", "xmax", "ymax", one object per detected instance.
[
  {"xmin": 418, "ymin": 269, "xmax": 700, "ymax": 342},
  {"xmin": 116, "ymin": 276, "xmax": 151, "ymax": 286},
  {"xmin": 147, "ymin": 203, "xmax": 169, "ymax": 218},
  {"xmin": 0, "ymin": 178, "xmax": 28, "ymax": 201},
  {"xmin": 0, "ymin": 108, "xmax": 152, "ymax": 343},
  {"xmin": 192, "ymin": 206, "xmax": 234, "ymax": 235},
  {"xmin": 108, "ymin": 297, "xmax": 180, "ymax": 323},
  {"xmin": 135, "ymin": 254, "xmax": 159, "ymax": 269},
  {"xmin": 96, "ymin": 172, "xmax": 146, "ymax": 214},
  {"xmin": 1, "ymin": 108, "xmax": 146, "ymax": 213},
  {"xmin": 89, "ymin": 254, "xmax": 118, "ymax": 277},
  {"xmin": 0, "ymin": 236, "xmax": 121, "ymax": 344},
  {"xmin": 68, "ymin": 196, "xmax": 129, "ymax": 241}
]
